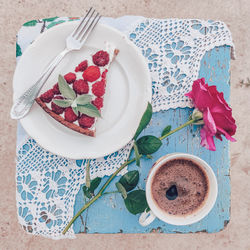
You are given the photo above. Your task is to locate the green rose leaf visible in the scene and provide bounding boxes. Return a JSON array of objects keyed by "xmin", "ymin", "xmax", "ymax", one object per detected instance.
[
  {"xmin": 124, "ymin": 190, "xmax": 149, "ymax": 215},
  {"xmin": 23, "ymin": 20, "xmax": 38, "ymax": 26},
  {"xmin": 53, "ymin": 99, "xmax": 73, "ymax": 108},
  {"xmin": 133, "ymin": 143, "xmax": 141, "ymax": 167},
  {"xmin": 82, "ymin": 186, "xmax": 92, "ymax": 199},
  {"xmin": 119, "ymin": 170, "xmax": 139, "ymax": 192},
  {"xmin": 89, "ymin": 177, "xmax": 102, "ymax": 193},
  {"xmin": 137, "ymin": 135, "xmax": 162, "ymax": 155},
  {"xmin": 115, "ymin": 182, "xmax": 127, "ymax": 199},
  {"xmin": 16, "ymin": 43, "xmax": 22, "ymax": 57},
  {"xmin": 161, "ymin": 125, "xmax": 172, "ymax": 137},
  {"xmin": 133, "ymin": 102, "xmax": 152, "ymax": 140},
  {"xmin": 75, "ymin": 95, "xmax": 92, "ymax": 105},
  {"xmin": 43, "ymin": 17, "xmax": 58, "ymax": 22},
  {"xmin": 77, "ymin": 103, "xmax": 101, "ymax": 118},
  {"xmin": 82, "ymin": 177, "xmax": 102, "ymax": 199},
  {"xmin": 58, "ymin": 74, "xmax": 76, "ymax": 100}
]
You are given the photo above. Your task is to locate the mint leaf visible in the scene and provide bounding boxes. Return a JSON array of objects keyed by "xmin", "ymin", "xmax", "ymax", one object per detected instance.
[
  {"xmin": 124, "ymin": 190, "xmax": 148, "ymax": 215},
  {"xmin": 119, "ymin": 170, "xmax": 139, "ymax": 192},
  {"xmin": 53, "ymin": 99, "xmax": 73, "ymax": 108},
  {"xmin": 72, "ymin": 107, "xmax": 78, "ymax": 116},
  {"xmin": 133, "ymin": 102, "xmax": 152, "ymax": 140},
  {"xmin": 161, "ymin": 125, "xmax": 171, "ymax": 137},
  {"xmin": 77, "ymin": 103, "xmax": 101, "ymax": 118},
  {"xmin": 115, "ymin": 182, "xmax": 127, "ymax": 199},
  {"xmin": 137, "ymin": 135, "xmax": 162, "ymax": 155},
  {"xmin": 58, "ymin": 75, "xmax": 76, "ymax": 100},
  {"xmin": 75, "ymin": 95, "xmax": 92, "ymax": 105}
]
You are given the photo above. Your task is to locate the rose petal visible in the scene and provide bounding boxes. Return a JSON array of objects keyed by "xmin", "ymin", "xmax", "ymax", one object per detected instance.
[
  {"xmin": 192, "ymin": 82, "xmax": 214, "ymax": 111},
  {"xmin": 203, "ymin": 107, "xmax": 217, "ymax": 135},
  {"xmin": 185, "ymin": 78, "xmax": 206, "ymax": 103},
  {"xmin": 207, "ymin": 86, "xmax": 232, "ymax": 115},
  {"xmin": 212, "ymin": 113, "xmax": 237, "ymax": 137},
  {"xmin": 208, "ymin": 86, "xmax": 231, "ymax": 111},
  {"xmin": 215, "ymin": 133, "xmax": 223, "ymax": 141},
  {"xmin": 200, "ymin": 127, "xmax": 216, "ymax": 151},
  {"xmin": 217, "ymin": 127, "xmax": 237, "ymax": 142}
]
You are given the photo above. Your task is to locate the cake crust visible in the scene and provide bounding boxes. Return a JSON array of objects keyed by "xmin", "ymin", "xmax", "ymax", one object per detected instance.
[{"xmin": 36, "ymin": 97, "xmax": 96, "ymax": 137}]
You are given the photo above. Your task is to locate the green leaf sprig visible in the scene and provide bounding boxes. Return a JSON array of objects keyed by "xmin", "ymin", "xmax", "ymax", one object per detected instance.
[
  {"xmin": 82, "ymin": 177, "xmax": 102, "ymax": 199},
  {"xmin": 115, "ymin": 170, "xmax": 149, "ymax": 215},
  {"xmin": 62, "ymin": 101, "xmax": 199, "ymax": 234},
  {"xmin": 54, "ymin": 75, "xmax": 101, "ymax": 118}
]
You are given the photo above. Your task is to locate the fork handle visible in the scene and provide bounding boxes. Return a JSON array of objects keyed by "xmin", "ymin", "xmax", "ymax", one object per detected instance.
[{"xmin": 11, "ymin": 48, "xmax": 70, "ymax": 119}]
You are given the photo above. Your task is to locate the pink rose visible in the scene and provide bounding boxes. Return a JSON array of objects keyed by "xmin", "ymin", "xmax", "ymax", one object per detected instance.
[{"xmin": 185, "ymin": 78, "xmax": 236, "ymax": 151}]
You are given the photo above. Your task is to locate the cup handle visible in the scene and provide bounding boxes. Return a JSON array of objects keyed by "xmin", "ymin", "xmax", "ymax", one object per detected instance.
[{"xmin": 139, "ymin": 210, "xmax": 156, "ymax": 226}]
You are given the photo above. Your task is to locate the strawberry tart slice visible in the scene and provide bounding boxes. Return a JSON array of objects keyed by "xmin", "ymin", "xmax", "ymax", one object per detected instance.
[{"xmin": 36, "ymin": 45, "xmax": 119, "ymax": 137}]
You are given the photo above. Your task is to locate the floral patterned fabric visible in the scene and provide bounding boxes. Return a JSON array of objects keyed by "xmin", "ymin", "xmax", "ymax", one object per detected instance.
[{"xmin": 15, "ymin": 16, "xmax": 234, "ymax": 239}]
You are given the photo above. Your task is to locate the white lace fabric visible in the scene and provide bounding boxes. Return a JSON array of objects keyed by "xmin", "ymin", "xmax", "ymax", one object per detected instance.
[{"xmin": 15, "ymin": 16, "xmax": 234, "ymax": 239}]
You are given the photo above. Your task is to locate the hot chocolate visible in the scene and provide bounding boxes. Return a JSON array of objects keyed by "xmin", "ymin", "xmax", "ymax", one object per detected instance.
[{"xmin": 151, "ymin": 158, "xmax": 209, "ymax": 216}]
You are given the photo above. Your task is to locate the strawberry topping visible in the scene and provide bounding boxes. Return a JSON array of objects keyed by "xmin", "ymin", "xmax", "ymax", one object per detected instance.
[
  {"xmin": 92, "ymin": 50, "xmax": 109, "ymax": 66},
  {"xmin": 75, "ymin": 60, "xmax": 88, "ymax": 72},
  {"xmin": 82, "ymin": 66, "xmax": 100, "ymax": 82},
  {"xmin": 78, "ymin": 114, "xmax": 95, "ymax": 128},
  {"xmin": 64, "ymin": 72, "xmax": 76, "ymax": 84},
  {"xmin": 51, "ymin": 96, "xmax": 65, "ymax": 115},
  {"xmin": 64, "ymin": 107, "xmax": 78, "ymax": 122},
  {"xmin": 92, "ymin": 80, "xmax": 105, "ymax": 97},
  {"xmin": 73, "ymin": 79, "xmax": 89, "ymax": 94},
  {"xmin": 40, "ymin": 89, "xmax": 54, "ymax": 103}
]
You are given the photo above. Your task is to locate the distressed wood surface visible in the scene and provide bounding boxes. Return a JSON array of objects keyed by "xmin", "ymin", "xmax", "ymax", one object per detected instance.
[{"xmin": 73, "ymin": 45, "xmax": 231, "ymax": 234}]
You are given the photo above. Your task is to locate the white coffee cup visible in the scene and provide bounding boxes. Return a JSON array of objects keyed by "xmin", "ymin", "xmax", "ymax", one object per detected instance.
[{"xmin": 139, "ymin": 153, "xmax": 218, "ymax": 226}]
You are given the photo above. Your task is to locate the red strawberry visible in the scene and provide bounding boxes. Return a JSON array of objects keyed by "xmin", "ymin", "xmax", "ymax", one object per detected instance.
[
  {"xmin": 40, "ymin": 89, "xmax": 54, "ymax": 103},
  {"xmin": 78, "ymin": 114, "xmax": 95, "ymax": 128},
  {"xmin": 51, "ymin": 96, "xmax": 65, "ymax": 114},
  {"xmin": 92, "ymin": 80, "xmax": 105, "ymax": 97},
  {"xmin": 92, "ymin": 50, "xmax": 109, "ymax": 66},
  {"xmin": 64, "ymin": 72, "xmax": 76, "ymax": 84},
  {"xmin": 64, "ymin": 107, "xmax": 78, "ymax": 122},
  {"xmin": 52, "ymin": 83, "xmax": 60, "ymax": 95},
  {"xmin": 75, "ymin": 60, "xmax": 88, "ymax": 72},
  {"xmin": 73, "ymin": 79, "xmax": 89, "ymax": 94},
  {"xmin": 92, "ymin": 97, "xmax": 103, "ymax": 110},
  {"xmin": 83, "ymin": 66, "xmax": 100, "ymax": 82},
  {"xmin": 101, "ymin": 69, "xmax": 108, "ymax": 79}
]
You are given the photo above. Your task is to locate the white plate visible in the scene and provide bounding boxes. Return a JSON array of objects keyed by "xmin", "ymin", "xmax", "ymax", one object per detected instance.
[{"xmin": 13, "ymin": 22, "xmax": 152, "ymax": 159}]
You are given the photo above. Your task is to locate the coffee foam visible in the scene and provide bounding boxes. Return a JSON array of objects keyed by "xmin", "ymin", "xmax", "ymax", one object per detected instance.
[{"xmin": 151, "ymin": 158, "xmax": 209, "ymax": 217}]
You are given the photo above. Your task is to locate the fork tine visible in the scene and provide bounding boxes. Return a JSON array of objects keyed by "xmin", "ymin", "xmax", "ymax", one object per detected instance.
[
  {"xmin": 72, "ymin": 7, "xmax": 95, "ymax": 37},
  {"xmin": 79, "ymin": 13, "xmax": 101, "ymax": 43},
  {"xmin": 75, "ymin": 10, "xmax": 96, "ymax": 40}
]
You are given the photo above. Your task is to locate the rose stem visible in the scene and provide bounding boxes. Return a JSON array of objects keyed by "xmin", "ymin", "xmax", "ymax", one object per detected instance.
[
  {"xmin": 159, "ymin": 119, "xmax": 196, "ymax": 141},
  {"xmin": 62, "ymin": 119, "xmax": 197, "ymax": 235},
  {"xmin": 62, "ymin": 157, "xmax": 136, "ymax": 235},
  {"xmin": 85, "ymin": 160, "xmax": 91, "ymax": 188}
]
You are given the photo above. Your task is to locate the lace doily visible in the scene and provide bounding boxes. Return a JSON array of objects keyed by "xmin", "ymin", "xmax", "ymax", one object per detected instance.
[
  {"xmin": 15, "ymin": 16, "xmax": 234, "ymax": 239},
  {"xmin": 126, "ymin": 18, "xmax": 234, "ymax": 112}
]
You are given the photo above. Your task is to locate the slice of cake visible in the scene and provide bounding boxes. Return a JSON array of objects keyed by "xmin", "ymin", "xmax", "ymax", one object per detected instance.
[{"xmin": 36, "ymin": 45, "xmax": 119, "ymax": 137}]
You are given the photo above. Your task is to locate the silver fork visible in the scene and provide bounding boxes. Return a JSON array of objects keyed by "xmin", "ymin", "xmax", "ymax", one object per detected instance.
[{"xmin": 11, "ymin": 7, "xmax": 101, "ymax": 119}]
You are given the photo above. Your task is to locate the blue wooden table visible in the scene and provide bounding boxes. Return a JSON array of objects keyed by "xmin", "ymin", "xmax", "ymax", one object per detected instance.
[{"xmin": 73, "ymin": 45, "xmax": 231, "ymax": 234}]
